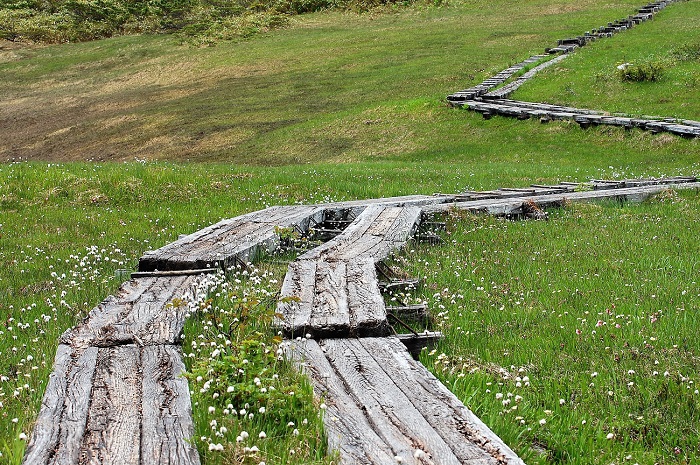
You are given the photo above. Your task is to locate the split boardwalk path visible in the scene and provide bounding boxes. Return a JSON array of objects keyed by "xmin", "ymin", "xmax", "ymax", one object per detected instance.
[{"xmin": 23, "ymin": 177, "xmax": 700, "ymax": 464}]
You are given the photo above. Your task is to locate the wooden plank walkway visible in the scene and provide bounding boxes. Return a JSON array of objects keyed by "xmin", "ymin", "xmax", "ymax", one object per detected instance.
[
  {"xmin": 138, "ymin": 205, "xmax": 323, "ymax": 271},
  {"xmin": 446, "ymin": 0, "xmax": 700, "ymax": 138},
  {"xmin": 23, "ymin": 277, "xmax": 202, "ymax": 465},
  {"xmin": 423, "ymin": 179, "xmax": 700, "ymax": 216},
  {"xmin": 285, "ymin": 336, "xmax": 523, "ymax": 465},
  {"xmin": 276, "ymin": 205, "xmax": 422, "ymax": 338},
  {"xmin": 138, "ymin": 196, "xmax": 455, "ymax": 273},
  {"xmin": 25, "ymin": 178, "xmax": 699, "ymax": 465}
]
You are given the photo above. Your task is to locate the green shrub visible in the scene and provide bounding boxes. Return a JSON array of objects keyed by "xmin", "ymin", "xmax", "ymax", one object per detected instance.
[
  {"xmin": 0, "ymin": 0, "xmax": 417, "ymax": 43},
  {"xmin": 616, "ymin": 57, "xmax": 668, "ymax": 82}
]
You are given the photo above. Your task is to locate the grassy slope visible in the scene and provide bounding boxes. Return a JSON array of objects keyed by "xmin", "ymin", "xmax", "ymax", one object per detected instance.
[
  {"xmin": 1, "ymin": 0, "xmax": 700, "ymax": 463},
  {"xmin": 517, "ymin": 0, "xmax": 700, "ymax": 119},
  {"xmin": 1, "ymin": 0, "xmax": 698, "ymax": 170}
]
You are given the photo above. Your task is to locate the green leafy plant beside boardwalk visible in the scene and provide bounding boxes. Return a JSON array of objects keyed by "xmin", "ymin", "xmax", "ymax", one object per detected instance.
[{"xmin": 182, "ymin": 268, "xmax": 332, "ymax": 465}]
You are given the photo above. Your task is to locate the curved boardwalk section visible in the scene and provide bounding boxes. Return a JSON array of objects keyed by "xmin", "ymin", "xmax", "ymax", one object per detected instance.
[
  {"xmin": 276, "ymin": 205, "xmax": 423, "ymax": 338},
  {"xmin": 447, "ymin": 0, "xmax": 700, "ymax": 138},
  {"xmin": 24, "ymin": 179, "xmax": 699, "ymax": 464}
]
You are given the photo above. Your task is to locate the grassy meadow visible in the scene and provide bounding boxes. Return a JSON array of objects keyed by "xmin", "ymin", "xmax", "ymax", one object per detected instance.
[
  {"xmin": 517, "ymin": 0, "xmax": 700, "ymax": 120},
  {"xmin": 1, "ymin": 0, "xmax": 700, "ymax": 463},
  {"xmin": 409, "ymin": 190, "xmax": 700, "ymax": 464}
]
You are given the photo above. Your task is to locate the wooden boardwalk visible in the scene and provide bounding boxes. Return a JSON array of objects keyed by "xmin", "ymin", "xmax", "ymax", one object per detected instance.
[
  {"xmin": 447, "ymin": 0, "xmax": 700, "ymax": 138},
  {"xmin": 276, "ymin": 205, "xmax": 423, "ymax": 338},
  {"xmin": 23, "ymin": 276, "xmax": 203, "ymax": 465},
  {"xmin": 24, "ymin": 178, "xmax": 699, "ymax": 464},
  {"xmin": 286, "ymin": 337, "xmax": 521, "ymax": 464}
]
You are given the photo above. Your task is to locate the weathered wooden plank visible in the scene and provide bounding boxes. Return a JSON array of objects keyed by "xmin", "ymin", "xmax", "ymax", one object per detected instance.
[
  {"xmin": 421, "ymin": 182, "xmax": 700, "ymax": 215},
  {"xmin": 333, "ymin": 205, "xmax": 385, "ymax": 242},
  {"xmin": 141, "ymin": 345, "xmax": 200, "ymax": 465},
  {"xmin": 387, "ymin": 303, "xmax": 430, "ymax": 322},
  {"xmin": 79, "ymin": 345, "xmax": 142, "ymax": 465},
  {"xmin": 362, "ymin": 337, "xmax": 524, "ymax": 464},
  {"xmin": 309, "ymin": 260, "xmax": 350, "ymax": 336},
  {"xmin": 29, "ymin": 346, "xmax": 99, "ymax": 465},
  {"xmin": 346, "ymin": 259, "xmax": 391, "ymax": 337},
  {"xmin": 300, "ymin": 206, "xmax": 385, "ymax": 261},
  {"xmin": 139, "ymin": 206, "xmax": 321, "ymax": 271},
  {"xmin": 365, "ymin": 207, "xmax": 403, "ymax": 237},
  {"xmin": 131, "ymin": 268, "xmax": 218, "ymax": 278},
  {"xmin": 174, "ymin": 221, "xmax": 275, "ymax": 268},
  {"xmin": 139, "ymin": 214, "xmax": 260, "ymax": 268},
  {"xmin": 336, "ymin": 234, "xmax": 385, "ymax": 262},
  {"xmin": 22, "ymin": 344, "xmax": 97, "ymax": 465},
  {"xmin": 283, "ymin": 340, "xmax": 399, "ymax": 464},
  {"xmin": 280, "ymin": 206, "xmax": 423, "ymax": 337},
  {"xmin": 381, "ymin": 206, "xmax": 422, "ymax": 244},
  {"xmin": 61, "ymin": 276, "xmax": 196, "ymax": 348},
  {"xmin": 396, "ymin": 332, "xmax": 444, "ymax": 358},
  {"xmin": 275, "ymin": 259, "xmax": 318, "ymax": 337},
  {"xmin": 321, "ymin": 338, "xmax": 464, "ymax": 465}
]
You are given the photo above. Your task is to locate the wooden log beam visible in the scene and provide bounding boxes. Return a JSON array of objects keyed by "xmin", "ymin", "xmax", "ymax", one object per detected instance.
[
  {"xmin": 141, "ymin": 345, "xmax": 200, "ymax": 465},
  {"xmin": 285, "ymin": 337, "xmax": 525, "ymax": 464},
  {"xmin": 60, "ymin": 276, "xmax": 199, "ymax": 348},
  {"xmin": 396, "ymin": 331, "xmax": 443, "ymax": 358}
]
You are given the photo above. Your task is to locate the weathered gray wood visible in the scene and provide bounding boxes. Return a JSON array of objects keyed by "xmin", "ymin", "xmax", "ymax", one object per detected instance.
[
  {"xmin": 22, "ymin": 345, "xmax": 97, "ymax": 465},
  {"xmin": 309, "ymin": 260, "xmax": 350, "ymax": 336},
  {"xmin": 22, "ymin": 346, "xmax": 72, "ymax": 464},
  {"xmin": 61, "ymin": 276, "xmax": 197, "ymax": 348},
  {"xmin": 319, "ymin": 194, "xmax": 454, "ymax": 210},
  {"xmin": 49, "ymin": 346, "xmax": 99, "ymax": 465},
  {"xmin": 346, "ymin": 259, "xmax": 391, "ymax": 336},
  {"xmin": 275, "ymin": 259, "xmax": 318, "ymax": 337},
  {"xmin": 278, "ymin": 205, "xmax": 422, "ymax": 337},
  {"xmin": 396, "ymin": 331, "xmax": 444, "ymax": 358},
  {"xmin": 142, "ymin": 345, "xmax": 200, "ymax": 465},
  {"xmin": 422, "ymin": 182, "xmax": 700, "ymax": 215},
  {"xmin": 322, "ymin": 338, "xmax": 481, "ymax": 465},
  {"xmin": 362, "ymin": 337, "xmax": 523, "ymax": 464},
  {"xmin": 381, "ymin": 206, "xmax": 423, "ymax": 244},
  {"xmin": 283, "ymin": 340, "xmax": 400, "ymax": 464},
  {"xmin": 139, "ymin": 206, "xmax": 322, "ymax": 271},
  {"xmin": 297, "ymin": 206, "xmax": 382, "ymax": 260},
  {"xmin": 379, "ymin": 278, "xmax": 421, "ymax": 291},
  {"xmin": 388, "ymin": 303, "xmax": 430, "ymax": 321},
  {"xmin": 365, "ymin": 207, "xmax": 403, "ymax": 237},
  {"xmin": 79, "ymin": 345, "xmax": 142, "ymax": 465},
  {"xmin": 302, "ymin": 206, "xmax": 422, "ymax": 262},
  {"xmin": 131, "ymin": 268, "xmax": 218, "ymax": 278}
]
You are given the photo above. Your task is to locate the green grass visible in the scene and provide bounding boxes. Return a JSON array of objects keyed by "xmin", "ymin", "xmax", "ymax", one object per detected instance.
[
  {"xmin": 1, "ymin": 0, "xmax": 700, "ymax": 463},
  {"xmin": 404, "ymin": 189, "xmax": 700, "ymax": 464},
  {"xmin": 4, "ymin": 0, "xmax": 700, "ymax": 165},
  {"xmin": 517, "ymin": 1, "xmax": 700, "ymax": 120},
  {"xmin": 181, "ymin": 266, "xmax": 332, "ymax": 465}
]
